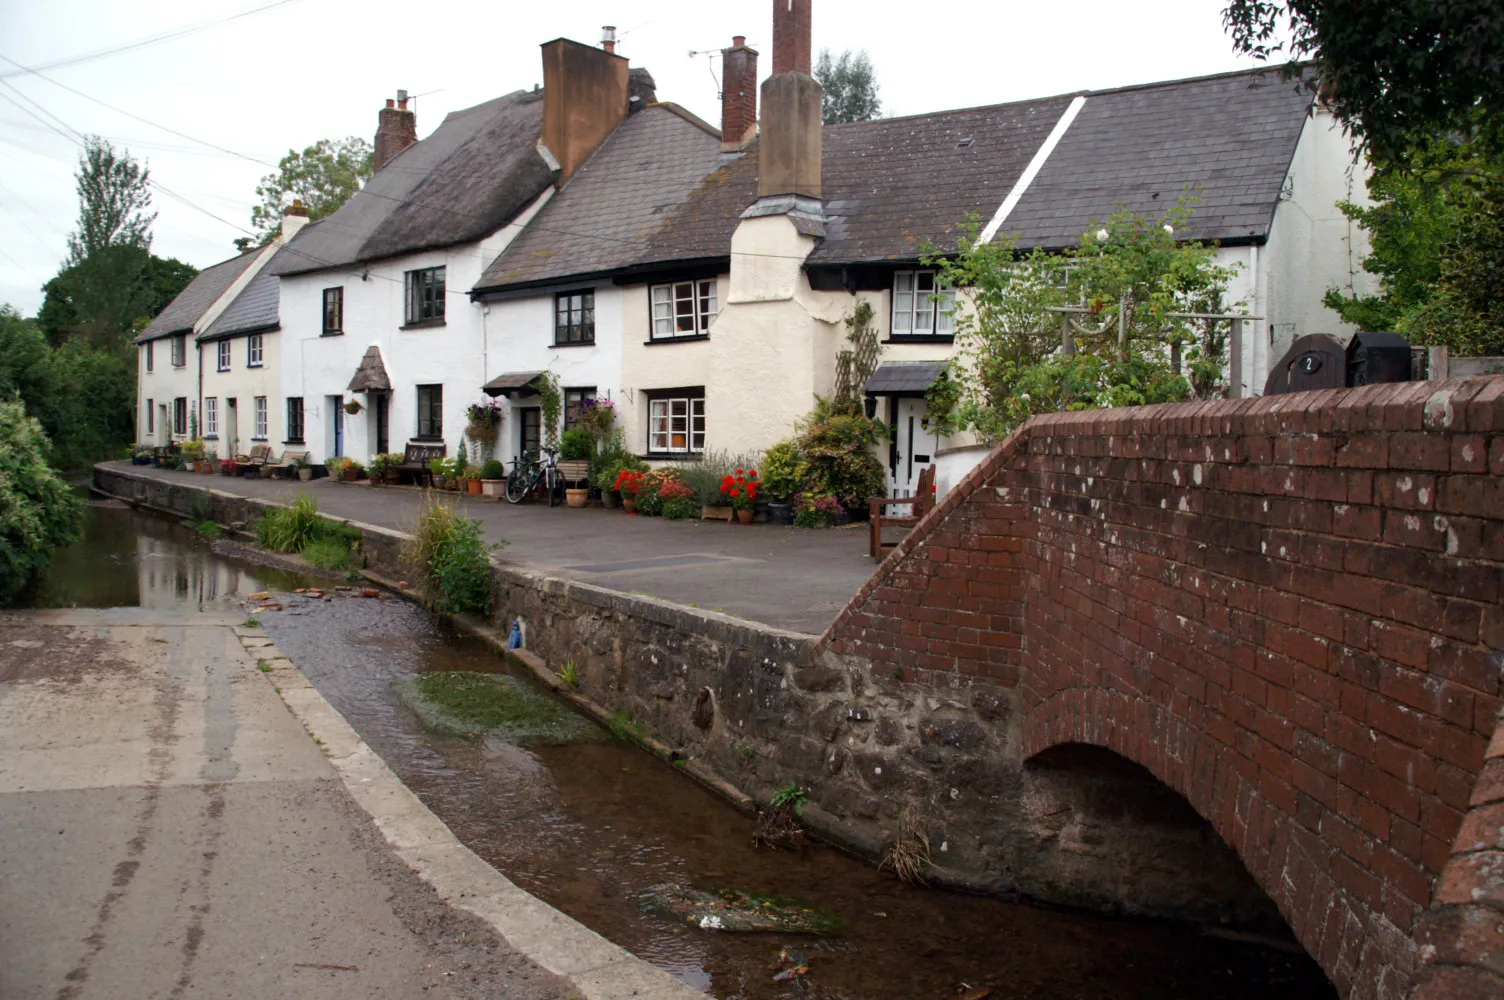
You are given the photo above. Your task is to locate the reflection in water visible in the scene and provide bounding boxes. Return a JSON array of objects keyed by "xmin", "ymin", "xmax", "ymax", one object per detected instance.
[{"xmin": 31, "ymin": 497, "xmax": 1338, "ymax": 1000}]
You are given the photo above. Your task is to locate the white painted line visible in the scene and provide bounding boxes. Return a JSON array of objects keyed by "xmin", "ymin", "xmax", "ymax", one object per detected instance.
[{"xmin": 978, "ymin": 95, "xmax": 1088, "ymax": 245}]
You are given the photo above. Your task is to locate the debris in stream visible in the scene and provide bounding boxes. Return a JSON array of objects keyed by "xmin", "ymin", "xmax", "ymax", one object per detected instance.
[
  {"xmin": 394, "ymin": 671, "xmax": 603, "ymax": 745},
  {"xmin": 753, "ymin": 782, "xmax": 810, "ymax": 850},
  {"xmin": 645, "ymin": 887, "xmax": 845, "ymax": 935},
  {"xmin": 772, "ymin": 946, "xmax": 812, "ymax": 982}
]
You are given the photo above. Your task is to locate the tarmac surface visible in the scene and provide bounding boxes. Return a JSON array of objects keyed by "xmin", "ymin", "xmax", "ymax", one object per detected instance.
[
  {"xmin": 0, "ymin": 606, "xmax": 571, "ymax": 1000},
  {"xmin": 99, "ymin": 463, "xmax": 881, "ymax": 633}
]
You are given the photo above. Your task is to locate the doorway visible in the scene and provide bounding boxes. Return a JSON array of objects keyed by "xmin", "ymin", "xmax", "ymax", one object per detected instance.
[
  {"xmin": 224, "ymin": 399, "xmax": 239, "ymax": 457},
  {"xmin": 326, "ymin": 395, "xmax": 344, "ymax": 458},
  {"xmin": 367, "ymin": 392, "xmax": 389, "ymax": 455},
  {"xmin": 888, "ymin": 397, "xmax": 937, "ymax": 498},
  {"xmin": 517, "ymin": 407, "xmax": 541, "ymax": 460}
]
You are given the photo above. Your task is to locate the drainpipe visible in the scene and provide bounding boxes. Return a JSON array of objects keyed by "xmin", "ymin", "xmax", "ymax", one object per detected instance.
[
  {"xmin": 1248, "ymin": 243, "xmax": 1260, "ymax": 392},
  {"xmin": 196, "ymin": 342, "xmax": 203, "ymax": 445}
]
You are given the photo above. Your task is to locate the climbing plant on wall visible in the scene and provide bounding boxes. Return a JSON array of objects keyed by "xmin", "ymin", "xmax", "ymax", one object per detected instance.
[{"xmin": 537, "ymin": 372, "xmax": 562, "ymax": 449}]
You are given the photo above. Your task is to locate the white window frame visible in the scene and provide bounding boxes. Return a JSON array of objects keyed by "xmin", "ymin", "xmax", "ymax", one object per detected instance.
[
  {"xmin": 216, "ymin": 340, "xmax": 231, "ymax": 371},
  {"xmin": 145, "ymin": 341, "xmax": 153, "ymax": 372},
  {"xmin": 891, "ymin": 270, "xmax": 956, "ymax": 337},
  {"xmin": 247, "ymin": 334, "xmax": 264, "ymax": 367},
  {"xmin": 650, "ymin": 279, "xmax": 717, "ymax": 339},
  {"xmin": 647, "ymin": 395, "xmax": 705, "ymax": 454},
  {"xmin": 204, "ymin": 397, "xmax": 218, "ymax": 437},
  {"xmin": 253, "ymin": 396, "xmax": 268, "ymax": 439}
]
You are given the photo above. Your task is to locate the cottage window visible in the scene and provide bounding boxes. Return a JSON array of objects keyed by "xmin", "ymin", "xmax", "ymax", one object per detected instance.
[
  {"xmin": 416, "ymin": 384, "xmax": 443, "ymax": 440},
  {"xmin": 171, "ymin": 335, "xmax": 186, "ymax": 368},
  {"xmin": 891, "ymin": 271, "xmax": 956, "ymax": 337},
  {"xmin": 145, "ymin": 342, "xmax": 153, "ymax": 372},
  {"xmin": 647, "ymin": 391, "xmax": 705, "ymax": 455},
  {"xmin": 247, "ymin": 334, "xmax": 264, "ymax": 367},
  {"xmin": 217, "ymin": 340, "xmax": 231, "ymax": 371},
  {"xmin": 286, "ymin": 397, "xmax": 304, "ymax": 443},
  {"xmin": 405, "ymin": 267, "xmax": 445, "ymax": 325},
  {"xmin": 253, "ymin": 396, "xmax": 268, "ymax": 439},
  {"xmin": 563, "ymin": 387, "xmax": 597, "ymax": 430},
  {"xmin": 205, "ymin": 397, "xmax": 218, "ymax": 437},
  {"xmin": 173, "ymin": 397, "xmax": 188, "ymax": 436},
  {"xmin": 322, "ymin": 287, "xmax": 344, "ymax": 335},
  {"xmin": 650, "ymin": 279, "xmax": 717, "ymax": 339},
  {"xmin": 554, "ymin": 290, "xmax": 595, "ymax": 345},
  {"xmin": 146, "ymin": 399, "xmax": 154, "ymax": 434}
]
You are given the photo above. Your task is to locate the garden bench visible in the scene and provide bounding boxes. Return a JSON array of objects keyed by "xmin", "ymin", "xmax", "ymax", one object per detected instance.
[
  {"xmin": 265, "ymin": 449, "xmax": 309, "ymax": 479},
  {"xmin": 868, "ymin": 465, "xmax": 936, "ymax": 560},
  {"xmin": 238, "ymin": 443, "xmax": 273, "ymax": 466},
  {"xmin": 395, "ymin": 442, "xmax": 446, "ymax": 486}
]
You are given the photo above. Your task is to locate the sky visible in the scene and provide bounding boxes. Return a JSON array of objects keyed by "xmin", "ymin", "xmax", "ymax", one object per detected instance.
[{"xmin": 0, "ymin": 0, "xmax": 1274, "ymax": 316}]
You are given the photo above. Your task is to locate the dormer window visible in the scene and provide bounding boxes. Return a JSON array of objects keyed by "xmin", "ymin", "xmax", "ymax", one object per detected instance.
[{"xmin": 891, "ymin": 271, "xmax": 956, "ymax": 339}]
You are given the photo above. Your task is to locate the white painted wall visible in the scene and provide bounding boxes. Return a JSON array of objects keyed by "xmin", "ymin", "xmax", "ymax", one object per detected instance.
[
  {"xmin": 137, "ymin": 336, "xmax": 198, "ymax": 446},
  {"xmin": 280, "ymin": 189, "xmax": 552, "ymax": 465},
  {"xmin": 200, "ymin": 331, "xmax": 283, "ymax": 460}
]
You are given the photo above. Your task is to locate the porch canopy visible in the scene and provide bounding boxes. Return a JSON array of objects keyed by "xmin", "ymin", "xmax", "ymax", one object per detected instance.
[
  {"xmin": 863, "ymin": 360, "xmax": 947, "ymax": 398},
  {"xmin": 482, "ymin": 370, "xmax": 547, "ymax": 399},
  {"xmin": 347, "ymin": 345, "xmax": 392, "ymax": 393}
]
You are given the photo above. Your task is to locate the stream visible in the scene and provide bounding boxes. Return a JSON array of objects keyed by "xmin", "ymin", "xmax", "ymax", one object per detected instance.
[{"xmin": 26, "ymin": 498, "xmax": 1339, "ymax": 1000}]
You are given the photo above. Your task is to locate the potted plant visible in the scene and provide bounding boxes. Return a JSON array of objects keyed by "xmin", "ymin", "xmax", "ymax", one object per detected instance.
[
  {"xmin": 793, "ymin": 491, "xmax": 843, "ymax": 528},
  {"xmin": 723, "ymin": 468, "xmax": 760, "ymax": 524},
  {"xmin": 344, "ymin": 399, "xmax": 363, "ymax": 416},
  {"xmin": 325, "ymin": 456, "xmax": 348, "ymax": 482},
  {"xmin": 466, "ymin": 400, "xmax": 503, "ymax": 456},
  {"xmin": 464, "ymin": 465, "xmax": 483, "ymax": 495},
  {"xmin": 428, "ymin": 457, "xmax": 448, "ymax": 489},
  {"xmin": 181, "ymin": 437, "xmax": 205, "ymax": 472},
  {"xmin": 382, "ymin": 453, "xmax": 405, "ymax": 485},
  {"xmin": 367, "ymin": 454, "xmax": 390, "ymax": 485},
  {"xmin": 296, "ymin": 453, "xmax": 314, "ymax": 482},
  {"xmin": 659, "ymin": 479, "xmax": 697, "ymax": 520},
  {"xmin": 615, "ymin": 469, "xmax": 646, "ymax": 513},
  {"xmin": 344, "ymin": 458, "xmax": 365, "ymax": 482},
  {"xmin": 480, "ymin": 459, "xmax": 506, "ymax": 497}
]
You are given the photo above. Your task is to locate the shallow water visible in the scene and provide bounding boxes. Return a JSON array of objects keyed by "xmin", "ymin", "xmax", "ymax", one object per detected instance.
[{"xmin": 30, "ymin": 500, "xmax": 1338, "ymax": 1000}]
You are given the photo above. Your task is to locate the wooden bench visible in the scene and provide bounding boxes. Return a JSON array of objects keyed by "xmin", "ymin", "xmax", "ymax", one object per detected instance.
[
  {"xmin": 265, "ymin": 449, "xmax": 309, "ymax": 479},
  {"xmin": 395, "ymin": 442, "xmax": 446, "ymax": 486},
  {"xmin": 869, "ymin": 465, "xmax": 936, "ymax": 560},
  {"xmin": 237, "ymin": 443, "xmax": 273, "ymax": 466}
]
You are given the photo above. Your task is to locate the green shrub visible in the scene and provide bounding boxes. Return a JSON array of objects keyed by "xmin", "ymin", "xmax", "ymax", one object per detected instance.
[
  {"xmin": 403, "ymin": 494, "xmax": 498, "ymax": 616},
  {"xmin": 662, "ymin": 496, "xmax": 695, "ymax": 520},
  {"xmin": 302, "ymin": 537, "xmax": 354, "ymax": 571},
  {"xmin": 794, "ymin": 397, "xmax": 886, "ymax": 510},
  {"xmin": 560, "ymin": 427, "xmax": 593, "ymax": 461},
  {"xmin": 0, "ymin": 397, "xmax": 83, "ymax": 603},
  {"xmin": 481, "ymin": 459, "xmax": 505, "ymax": 480},
  {"xmin": 672, "ymin": 448, "xmax": 763, "ymax": 507},
  {"xmin": 761, "ymin": 440, "xmax": 801, "ymax": 501},
  {"xmin": 256, "ymin": 493, "xmax": 322, "ymax": 552}
]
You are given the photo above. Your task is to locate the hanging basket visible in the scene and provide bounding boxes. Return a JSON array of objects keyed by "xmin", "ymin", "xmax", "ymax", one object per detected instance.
[
  {"xmin": 465, "ymin": 421, "xmax": 500, "ymax": 445},
  {"xmin": 344, "ymin": 400, "xmax": 363, "ymax": 415}
]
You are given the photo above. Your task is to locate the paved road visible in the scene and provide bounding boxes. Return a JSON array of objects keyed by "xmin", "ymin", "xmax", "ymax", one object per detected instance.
[
  {"xmin": 0, "ymin": 607, "xmax": 567, "ymax": 1000},
  {"xmin": 102, "ymin": 463, "xmax": 880, "ymax": 633}
]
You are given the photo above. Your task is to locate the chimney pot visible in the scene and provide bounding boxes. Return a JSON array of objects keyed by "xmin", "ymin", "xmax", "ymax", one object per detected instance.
[
  {"xmin": 601, "ymin": 25, "xmax": 617, "ymax": 54},
  {"xmin": 771, "ymin": 0, "xmax": 812, "ymax": 76},
  {"xmin": 373, "ymin": 91, "xmax": 418, "ymax": 172},
  {"xmin": 733, "ymin": 35, "xmax": 746, "ymax": 47},
  {"xmin": 385, "ymin": 98, "xmax": 395, "ymax": 108}
]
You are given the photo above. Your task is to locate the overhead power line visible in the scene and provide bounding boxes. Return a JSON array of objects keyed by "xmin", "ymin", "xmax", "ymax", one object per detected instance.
[{"xmin": 0, "ymin": 0, "xmax": 303, "ymax": 80}]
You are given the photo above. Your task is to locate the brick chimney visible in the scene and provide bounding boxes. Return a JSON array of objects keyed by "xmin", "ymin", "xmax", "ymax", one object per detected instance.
[
  {"xmin": 277, "ymin": 198, "xmax": 311, "ymax": 244},
  {"xmin": 373, "ymin": 92, "xmax": 417, "ymax": 173},
  {"xmin": 759, "ymin": 0, "xmax": 821, "ymax": 198},
  {"xmin": 721, "ymin": 36, "xmax": 758, "ymax": 151},
  {"xmin": 540, "ymin": 37, "xmax": 630, "ymax": 185}
]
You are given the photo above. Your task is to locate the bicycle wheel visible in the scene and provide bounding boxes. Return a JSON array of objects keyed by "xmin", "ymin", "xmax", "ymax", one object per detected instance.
[{"xmin": 505, "ymin": 468, "xmax": 532, "ymax": 504}]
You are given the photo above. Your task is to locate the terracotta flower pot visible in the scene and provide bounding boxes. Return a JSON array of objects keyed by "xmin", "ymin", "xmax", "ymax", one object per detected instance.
[
  {"xmin": 466, "ymin": 478, "xmax": 482, "ymax": 495},
  {"xmin": 622, "ymin": 497, "xmax": 638, "ymax": 513},
  {"xmin": 736, "ymin": 508, "xmax": 755, "ymax": 524},
  {"xmin": 345, "ymin": 468, "xmax": 360, "ymax": 482},
  {"xmin": 566, "ymin": 488, "xmax": 588, "ymax": 508}
]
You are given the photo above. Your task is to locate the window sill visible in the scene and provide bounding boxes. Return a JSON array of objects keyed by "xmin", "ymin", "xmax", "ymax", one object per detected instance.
[
  {"xmin": 412, "ymin": 435, "xmax": 444, "ymax": 443},
  {"xmin": 283, "ymin": 439, "xmax": 305, "ymax": 445},
  {"xmin": 644, "ymin": 452, "xmax": 704, "ymax": 462},
  {"xmin": 551, "ymin": 340, "xmax": 596, "ymax": 349},
  {"xmin": 203, "ymin": 435, "xmax": 219, "ymax": 441},
  {"xmin": 250, "ymin": 436, "xmax": 268, "ymax": 442},
  {"xmin": 321, "ymin": 330, "xmax": 344, "ymax": 337},
  {"xmin": 247, "ymin": 363, "xmax": 264, "ymax": 368},
  {"xmin": 400, "ymin": 319, "xmax": 447, "ymax": 330},
  {"xmin": 644, "ymin": 334, "xmax": 710, "ymax": 346},
  {"xmin": 883, "ymin": 335, "xmax": 955, "ymax": 345},
  {"xmin": 216, "ymin": 367, "xmax": 230, "ymax": 373}
]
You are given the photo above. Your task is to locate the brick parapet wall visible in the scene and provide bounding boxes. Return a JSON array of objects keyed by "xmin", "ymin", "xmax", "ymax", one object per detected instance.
[{"xmin": 822, "ymin": 377, "xmax": 1504, "ymax": 1000}]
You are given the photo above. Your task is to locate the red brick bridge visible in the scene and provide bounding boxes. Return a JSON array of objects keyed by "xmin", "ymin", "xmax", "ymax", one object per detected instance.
[{"xmin": 823, "ymin": 378, "xmax": 1504, "ymax": 1000}]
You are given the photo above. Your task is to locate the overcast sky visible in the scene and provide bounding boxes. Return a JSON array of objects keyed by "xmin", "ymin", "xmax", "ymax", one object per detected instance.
[{"xmin": 0, "ymin": 0, "xmax": 1272, "ymax": 316}]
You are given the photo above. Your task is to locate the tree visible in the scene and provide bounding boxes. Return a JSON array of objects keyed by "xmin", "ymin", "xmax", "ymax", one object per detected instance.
[
  {"xmin": 815, "ymin": 49, "xmax": 881, "ymax": 124},
  {"xmin": 243, "ymin": 137, "xmax": 373, "ymax": 248},
  {"xmin": 0, "ymin": 395, "xmax": 83, "ymax": 604},
  {"xmin": 1222, "ymin": 1, "xmax": 1504, "ymax": 164},
  {"xmin": 38, "ymin": 246, "xmax": 197, "ymax": 348},
  {"xmin": 923, "ymin": 200, "xmax": 1241, "ymax": 441},
  {"xmin": 66, "ymin": 136, "xmax": 155, "ymax": 266}
]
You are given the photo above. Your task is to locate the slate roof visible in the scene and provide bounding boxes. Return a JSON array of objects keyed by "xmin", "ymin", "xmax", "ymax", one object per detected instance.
[
  {"xmin": 273, "ymin": 91, "xmax": 555, "ymax": 276},
  {"xmin": 136, "ymin": 249, "xmax": 263, "ymax": 343},
  {"xmin": 347, "ymin": 345, "xmax": 391, "ymax": 392},
  {"xmin": 471, "ymin": 67, "xmax": 1314, "ymax": 292},
  {"xmin": 473, "ymin": 104, "xmax": 725, "ymax": 292},
  {"xmin": 481, "ymin": 370, "xmax": 547, "ymax": 397},
  {"xmin": 864, "ymin": 361, "xmax": 947, "ymax": 395},
  {"xmin": 199, "ymin": 243, "xmax": 300, "ymax": 341}
]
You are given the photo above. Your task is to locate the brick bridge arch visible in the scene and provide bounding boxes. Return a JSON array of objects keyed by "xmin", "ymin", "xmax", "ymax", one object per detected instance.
[{"xmin": 821, "ymin": 379, "xmax": 1504, "ymax": 1000}]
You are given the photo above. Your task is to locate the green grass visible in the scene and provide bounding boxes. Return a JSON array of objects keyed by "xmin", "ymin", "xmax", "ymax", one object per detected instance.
[
  {"xmin": 606, "ymin": 709, "xmax": 647, "ymax": 744},
  {"xmin": 735, "ymin": 742, "xmax": 758, "ymax": 759},
  {"xmin": 302, "ymin": 536, "xmax": 354, "ymax": 571},
  {"xmin": 185, "ymin": 519, "xmax": 223, "ymax": 538},
  {"xmin": 396, "ymin": 672, "xmax": 600, "ymax": 745},
  {"xmin": 558, "ymin": 660, "xmax": 580, "ymax": 690},
  {"xmin": 771, "ymin": 783, "xmax": 810, "ymax": 816},
  {"xmin": 243, "ymin": 616, "xmax": 262, "ymax": 628}
]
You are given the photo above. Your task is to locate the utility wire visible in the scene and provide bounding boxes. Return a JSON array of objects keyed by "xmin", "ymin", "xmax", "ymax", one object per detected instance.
[{"xmin": 0, "ymin": 0, "xmax": 303, "ymax": 80}]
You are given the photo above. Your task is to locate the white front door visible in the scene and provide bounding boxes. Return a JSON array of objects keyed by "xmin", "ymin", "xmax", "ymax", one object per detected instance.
[
  {"xmin": 890, "ymin": 397, "xmax": 938, "ymax": 497},
  {"xmin": 224, "ymin": 400, "xmax": 239, "ymax": 458}
]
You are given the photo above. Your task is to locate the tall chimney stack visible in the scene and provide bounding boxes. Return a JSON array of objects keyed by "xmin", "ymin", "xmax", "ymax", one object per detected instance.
[
  {"xmin": 601, "ymin": 26, "xmax": 617, "ymax": 54},
  {"xmin": 720, "ymin": 36, "xmax": 759, "ymax": 151},
  {"xmin": 540, "ymin": 37, "xmax": 630, "ymax": 186},
  {"xmin": 758, "ymin": 0, "xmax": 821, "ymax": 199},
  {"xmin": 373, "ymin": 92, "xmax": 418, "ymax": 173}
]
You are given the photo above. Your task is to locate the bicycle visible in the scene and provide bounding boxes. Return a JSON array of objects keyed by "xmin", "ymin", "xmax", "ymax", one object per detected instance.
[{"xmin": 505, "ymin": 447, "xmax": 564, "ymax": 506}]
